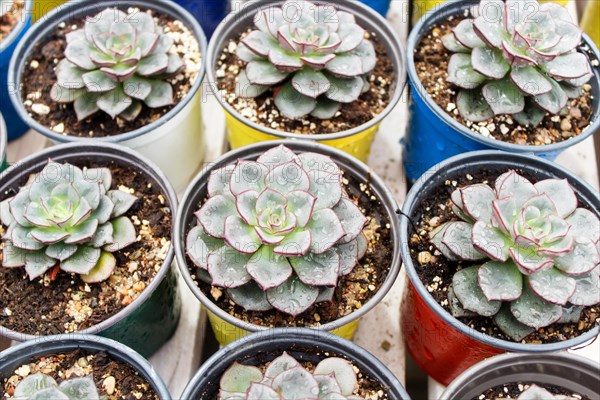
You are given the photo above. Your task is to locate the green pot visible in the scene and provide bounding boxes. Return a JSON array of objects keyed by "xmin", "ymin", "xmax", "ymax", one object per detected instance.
[{"xmin": 0, "ymin": 142, "xmax": 180, "ymax": 357}]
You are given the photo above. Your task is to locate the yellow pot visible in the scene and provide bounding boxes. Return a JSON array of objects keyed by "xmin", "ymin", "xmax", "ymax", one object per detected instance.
[
  {"xmin": 206, "ymin": 308, "xmax": 360, "ymax": 346},
  {"xmin": 207, "ymin": 0, "xmax": 406, "ymax": 163},
  {"xmin": 412, "ymin": 0, "xmax": 571, "ymax": 25},
  {"xmin": 33, "ymin": 0, "xmax": 66, "ymax": 21},
  {"xmin": 225, "ymin": 111, "xmax": 380, "ymax": 164}
]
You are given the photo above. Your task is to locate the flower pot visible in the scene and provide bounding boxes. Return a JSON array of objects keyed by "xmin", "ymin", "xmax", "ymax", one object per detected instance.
[
  {"xmin": 399, "ymin": 150, "xmax": 600, "ymax": 386},
  {"xmin": 181, "ymin": 328, "xmax": 409, "ymax": 399},
  {"xmin": 206, "ymin": 0, "xmax": 406, "ymax": 163},
  {"xmin": 176, "ymin": 140, "xmax": 402, "ymax": 346},
  {"xmin": 8, "ymin": 0, "xmax": 208, "ymax": 193},
  {"xmin": 0, "ymin": 0, "xmax": 32, "ymax": 141},
  {"xmin": 174, "ymin": 0, "xmax": 230, "ymax": 39},
  {"xmin": 402, "ymin": 0, "xmax": 600, "ymax": 184},
  {"xmin": 0, "ymin": 142, "xmax": 180, "ymax": 358},
  {"xmin": 0, "ymin": 334, "xmax": 171, "ymax": 398},
  {"xmin": 441, "ymin": 352, "xmax": 600, "ymax": 399},
  {"xmin": 0, "ymin": 113, "xmax": 6, "ymax": 171}
]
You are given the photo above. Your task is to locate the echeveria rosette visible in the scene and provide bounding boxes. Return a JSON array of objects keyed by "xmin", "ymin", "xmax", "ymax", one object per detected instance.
[
  {"xmin": 219, "ymin": 352, "xmax": 360, "ymax": 399},
  {"xmin": 235, "ymin": 0, "xmax": 376, "ymax": 120},
  {"xmin": 0, "ymin": 162, "xmax": 138, "ymax": 283},
  {"xmin": 442, "ymin": 0, "xmax": 593, "ymax": 126},
  {"xmin": 430, "ymin": 171, "xmax": 600, "ymax": 341},
  {"xmin": 50, "ymin": 8, "xmax": 185, "ymax": 121},
  {"xmin": 517, "ymin": 385, "xmax": 576, "ymax": 400},
  {"xmin": 12, "ymin": 373, "xmax": 100, "ymax": 400},
  {"xmin": 186, "ymin": 145, "xmax": 368, "ymax": 317}
]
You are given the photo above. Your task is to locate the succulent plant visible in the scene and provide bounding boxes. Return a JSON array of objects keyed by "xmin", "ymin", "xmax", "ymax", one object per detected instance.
[
  {"xmin": 13, "ymin": 372, "xmax": 101, "ymax": 400},
  {"xmin": 430, "ymin": 171, "xmax": 600, "ymax": 341},
  {"xmin": 219, "ymin": 352, "xmax": 361, "ymax": 399},
  {"xmin": 186, "ymin": 145, "xmax": 368, "ymax": 316},
  {"xmin": 1, "ymin": 161, "xmax": 138, "ymax": 283},
  {"xmin": 516, "ymin": 384, "xmax": 576, "ymax": 400},
  {"xmin": 442, "ymin": 0, "xmax": 593, "ymax": 126},
  {"xmin": 50, "ymin": 8, "xmax": 184, "ymax": 121},
  {"xmin": 234, "ymin": 0, "xmax": 376, "ymax": 120}
]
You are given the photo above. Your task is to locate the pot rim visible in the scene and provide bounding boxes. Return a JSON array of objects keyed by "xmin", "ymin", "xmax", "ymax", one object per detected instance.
[
  {"xmin": 441, "ymin": 352, "xmax": 600, "ymax": 399},
  {"xmin": 180, "ymin": 327, "xmax": 409, "ymax": 399},
  {"xmin": 0, "ymin": 333, "xmax": 171, "ymax": 399},
  {"xmin": 0, "ymin": 0, "xmax": 32, "ymax": 52},
  {"xmin": 0, "ymin": 142, "xmax": 178, "ymax": 342},
  {"xmin": 175, "ymin": 139, "xmax": 402, "ymax": 335},
  {"xmin": 399, "ymin": 149, "xmax": 600, "ymax": 352},
  {"xmin": 407, "ymin": 0, "xmax": 600, "ymax": 153},
  {"xmin": 7, "ymin": 0, "xmax": 207, "ymax": 144},
  {"xmin": 206, "ymin": 0, "xmax": 407, "ymax": 141}
]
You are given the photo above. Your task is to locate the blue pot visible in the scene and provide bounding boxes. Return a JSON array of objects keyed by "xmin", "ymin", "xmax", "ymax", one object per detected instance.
[
  {"xmin": 174, "ymin": 0, "xmax": 229, "ymax": 39},
  {"xmin": 359, "ymin": 0, "xmax": 392, "ymax": 16},
  {"xmin": 402, "ymin": 0, "xmax": 600, "ymax": 184},
  {"xmin": 0, "ymin": 0, "xmax": 32, "ymax": 141}
]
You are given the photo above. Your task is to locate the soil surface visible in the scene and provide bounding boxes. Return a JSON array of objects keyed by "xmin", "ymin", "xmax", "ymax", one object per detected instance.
[
  {"xmin": 414, "ymin": 15, "xmax": 597, "ymax": 146},
  {"xmin": 187, "ymin": 168, "xmax": 394, "ymax": 328},
  {"xmin": 216, "ymin": 30, "xmax": 396, "ymax": 134},
  {"xmin": 0, "ymin": 0, "xmax": 23, "ymax": 42},
  {"xmin": 1, "ymin": 349, "xmax": 159, "ymax": 399},
  {"xmin": 0, "ymin": 160, "xmax": 172, "ymax": 336},
  {"xmin": 407, "ymin": 169, "xmax": 599, "ymax": 343},
  {"xmin": 20, "ymin": 8, "xmax": 202, "ymax": 137},
  {"xmin": 474, "ymin": 382, "xmax": 590, "ymax": 400}
]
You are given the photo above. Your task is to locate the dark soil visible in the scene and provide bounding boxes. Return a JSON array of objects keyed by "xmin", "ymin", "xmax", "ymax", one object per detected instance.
[
  {"xmin": 0, "ymin": 160, "xmax": 172, "ymax": 336},
  {"xmin": 20, "ymin": 8, "xmax": 201, "ymax": 137},
  {"xmin": 0, "ymin": 0, "xmax": 23, "ymax": 42},
  {"xmin": 407, "ymin": 169, "xmax": 599, "ymax": 343},
  {"xmin": 414, "ymin": 16, "xmax": 596, "ymax": 146},
  {"xmin": 216, "ymin": 31, "xmax": 396, "ymax": 134},
  {"xmin": 474, "ymin": 382, "xmax": 591, "ymax": 400},
  {"xmin": 187, "ymin": 168, "xmax": 394, "ymax": 328},
  {"xmin": 1, "ymin": 349, "xmax": 159, "ymax": 399}
]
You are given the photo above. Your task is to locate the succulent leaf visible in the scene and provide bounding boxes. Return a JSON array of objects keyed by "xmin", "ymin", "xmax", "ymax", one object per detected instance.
[
  {"xmin": 453, "ymin": 266, "xmax": 502, "ymax": 316},
  {"xmin": 443, "ymin": 0, "xmax": 591, "ymax": 122},
  {"xmin": 233, "ymin": 0, "xmax": 376, "ymax": 119},
  {"xmin": 493, "ymin": 304, "xmax": 535, "ymax": 341},
  {"xmin": 14, "ymin": 374, "xmax": 100, "ymax": 400}
]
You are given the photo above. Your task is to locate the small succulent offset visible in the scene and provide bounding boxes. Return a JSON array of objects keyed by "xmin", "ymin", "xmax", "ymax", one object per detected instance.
[
  {"xmin": 187, "ymin": 145, "xmax": 368, "ymax": 317},
  {"xmin": 51, "ymin": 8, "xmax": 184, "ymax": 121},
  {"xmin": 430, "ymin": 171, "xmax": 600, "ymax": 341},
  {"xmin": 516, "ymin": 385, "xmax": 576, "ymax": 400},
  {"xmin": 442, "ymin": 0, "xmax": 593, "ymax": 126},
  {"xmin": 13, "ymin": 372, "xmax": 102, "ymax": 400},
  {"xmin": 219, "ymin": 352, "xmax": 360, "ymax": 399},
  {"xmin": 1, "ymin": 162, "xmax": 138, "ymax": 283},
  {"xmin": 235, "ymin": 0, "xmax": 377, "ymax": 120}
]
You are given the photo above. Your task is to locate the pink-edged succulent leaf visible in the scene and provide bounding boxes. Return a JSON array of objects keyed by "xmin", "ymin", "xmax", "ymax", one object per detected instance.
[
  {"xmin": 447, "ymin": 54, "xmax": 487, "ymax": 90},
  {"xmin": 456, "ymin": 89, "xmax": 495, "ymax": 122},
  {"xmin": 473, "ymin": 15, "xmax": 504, "ymax": 49},
  {"xmin": 287, "ymin": 190, "xmax": 316, "ymax": 228},
  {"xmin": 442, "ymin": 34, "xmax": 470, "ymax": 53},
  {"xmin": 103, "ymin": 216, "xmax": 136, "ymax": 251},
  {"xmin": 290, "ymin": 249, "xmax": 340, "ymax": 287},
  {"xmin": 335, "ymin": 24, "xmax": 365, "ymax": 53},
  {"xmin": 273, "ymin": 230, "xmax": 312, "ymax": 256},
  {"xmin": 220, "ymin": 362, "xmax": 262, "ymax": 393},
  {"xmin": 509, "ymin": 246, "xmax": 554, "ymax": 275},
  {"xmin": 305, "ymin": 169, "xmax": 343, "ymax": 211},
  {"xmin": 569, "ymin": 267, "xmax": 599, "ymax": 306},
  {"xmin": 274, "ymin": 82, "xmax": 318, "ymax": 120},
  {"xmin": 246, "ymin": 245, "xmax": 293, "ymax": 290},
  {"xmin": 495, "ymin": 171, "xmax": 538, "ymax": 206},
  {"xmin": 266, "ymin": 275, "xmax": 319, "ymax": 316},
  {"xmin": 186, "ymin": 225, "xmax": 222, "ymax": 269},
  {"xmin": 224, "ymin": 216, "xmax": 262, "ymax": 254},
  {"xmin": 565, "ymin": 208, "xmax": 600, "ymax": 243},
  {"xmin": 325, "ymin": 75, "xmax": 363, "ymax": 104},
  {"xmin": 227, "ymin": 282, "xmax": 272, "ymax": 311},
  {"xmin": 236, "ymin": 43, "xmax": 262, "ymax": 63},
  {"xmin": 265, "ymin": 352, "xmax": 302, "ymax": 380},
  {"xmin": 207, "ymin": 246, "xmax": 252, "ymax": 288},
  {"xmin": 533, "ymin": 78, "xmax": 568, "ymax": 114},
  {"xmin": 528, "ymin": 267, "xmax": 576, "ymax": 305},
  {"xmin": 494, "ymin": 304, "xmax": 535, "ymax": 341},
  {"xmin": 246, "ymin": 60, "xmax": 290, "ymax": 86},
  {"xmin": 197, "ymin": 195, "xmax": 235, "ymax": 238},
  {"xmin": 350, "ymin": 40, "xmax": 376, "ymax": 74},
  {"xmin": 460, "ymin": 184, "xmax": 496, "ymax": 222},
  {"xmin": 60, "ymin": 245, "xmax": 101, "ymax": 275},
  {"xmin": 314, "ymin": 374, "xmax": 343, "ymax": 397},
  {"xmin": 510, "ymin": 284, "xmax": 563, "ymax": 329},
  {"xmin": 471, "ymin": 47, "xmax": 510, "ymax": 80},
  {"xmin": 81, "ymin": 251, "xmax": 116, "ymax": 283},
  {"xmin": 430, "ymin": 224, "xmax": 461, "ymax": 261},
  {"xmin": 333, "ymin": 197, "xmax": 366, "ymax": 244},
  {"xmin": 442, "ymin": 221, "xmax": 487, "ymax": 261},
  {"xmin": 501, "ymin": 40, "xmax": 537, "ymax": 67},
  {"xmin": 307, "ymin": 209, "xmax": 345, "ymax": 254},
  {"xmin": 482, "ymin": 79, "xmax": 525, "ymax": 115},
  {"xmin": 453, "ymin": 19, "xmax": 486, "ymax": 49},
  {"xmin": 472, "ymin": 221, "xmax": 511, "ymax": 261},
  {"xmin": 510, "ymin": 66, "xmax": 553, "ymax": 96},
  {"xmin": 336, "ymin": 239, "xmax": 361, "ymax": 276},
  {"xmin": 478, "ymin": 260, "xmax": 523, "ymax": 301},
  {"xmin": 269, "ymin": 47, "xmax": 304, "ymax": 72},
  {"xmin": 542, "ymin": 53, "xmax": 591, "ymax": 80},
  {"xmin": 271, "ymin": 366, "xmax": 320, "ymax": 399},
  {"xmin": 554, "ymin": 240, "xmax": 599, "ymax": 275},
  {"xmin": 292, "ymin": 69, "xmax": 331, "ymax": 99},
  {"xmin": 230, "ymin": 161, "xmax": 269, "ymax": 197},
  {"xmin": 453, "ymin": 266, "xmax": 502, "ymax": 316},
  {"xmin": 300, "ymin": 54, "xmax": 336, "ymax": 70},
  {"xmin": 448, "ymin": 285, "xmax": 477, "ymax": 318},
  {"xmin": 313, "ymin": 358, "xmax": 357, "ymax": 396},
  {"xmin": 247, "ymin": 383, "xmax": 280, "ymax": 400},
  {"xmin": 236, "ymin": 69, "xmax": 270, "ymax": 99},
  {"xmin": 325, "ymin": 54, "xmax": 363, "ymax": 78},
  {"xmin": 208, "ymin": 165, "xmax": 235, "ymax": 198},
  {"xmin": 265, "ymin": 161, "xmax": 310, "ymax": 195},
  {"xmin": 235, "ymin": 190, "xmax": 259, "ymax": 226},
  {"xmin": 242, "ymin": 30, "xmax": 276, "ymax": 57}
]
